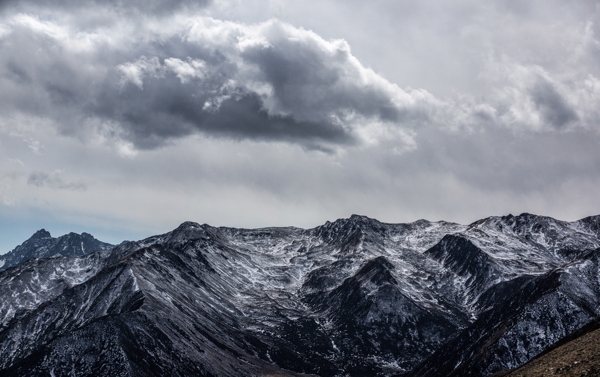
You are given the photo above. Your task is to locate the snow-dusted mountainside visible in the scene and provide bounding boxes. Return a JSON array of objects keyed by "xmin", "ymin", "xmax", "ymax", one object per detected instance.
[
  {"xmin": 0, "ymin": 229, "xmax": 114, "ymax": 272},
  {"xmin": 1, "ymin": 213, "xmax": 600, "ymax": 376}
]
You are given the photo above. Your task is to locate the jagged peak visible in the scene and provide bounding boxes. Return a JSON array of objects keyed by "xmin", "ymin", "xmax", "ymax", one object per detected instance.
[
  {"xmin": 165, "ymin": 221, "xmax": 218, "ymax": 249},
  {"xmin": 321, "ymin": 214, "xmax": 383, "ymax": 230},
  {"xmin": 412, "ymin": 219, "xmax": 433, "ymax": 226},
  {"xmin": 510, "ymin": 212, "xmax": 557, "ymax": 223},
  {"xmin": 467, "ymin": 212, "xmax": 565, "ymax": 233},
  {"xmin": 315, "ymin": 215, "xmax": 385, "ymax": 244},
  {"xmin": 80, "ymin": 232, "xmax": 94, "ymax": 239},
  {"xmin": 54, "ymin": 231, "xmax": 106, "ymax": 243},
  {"xmin": 173, "ymin": 221, "xmax": 203, "ymax": 232},
  {"xmin": 349, "ymin": 213, "xmax": 373, "ymax": 221},
  {"xmin": 30, "ymin": 229, "xmax": 52, "ymax": 240}
]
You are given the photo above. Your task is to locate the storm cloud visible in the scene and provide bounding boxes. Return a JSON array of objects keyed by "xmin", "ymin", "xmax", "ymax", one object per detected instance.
[
  {"xmin": 0, "ymin": 13, "xmax": 440, "ymax": 151},
  {"xmin": 529, "ymin": 77, "xmax": 579, "ymax": 129}
]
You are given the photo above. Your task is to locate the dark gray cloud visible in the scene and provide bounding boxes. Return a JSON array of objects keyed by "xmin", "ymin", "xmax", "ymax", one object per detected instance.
[
  {"xmin": 99, "ymin": 84, "xmax": 354, "ymax": 150},
  {"xmin": 529, "ymin": 77, "xmax": 579, "ymax": 129},
  {"xmin": 0, "ymin": 15, "xmax": 433, "ymax": 151},
  {"xmin": 238, "ymin": 29, "xmax": 410, "ymax": 124}
]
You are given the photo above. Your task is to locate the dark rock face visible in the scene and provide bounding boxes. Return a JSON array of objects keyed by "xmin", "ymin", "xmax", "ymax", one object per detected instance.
[
  {"xmin": 305, "ymin": 256, "xmax": 460, "ymax": 374},
  {"xmin": 0, "ymin": 229, "xmax": 113, "ymax": 271},
  {"xmin": 425, "ymin": 234, "xmax": 500, "ymax": 301},
  {"xmin": 1, "ymin": 214, "xmax": 600, "ymax": 376}
]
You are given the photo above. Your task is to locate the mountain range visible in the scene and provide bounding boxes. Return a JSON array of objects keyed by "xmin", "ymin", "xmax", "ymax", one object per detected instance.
[{"xmin": 1, "ymin": 213, "xmax": 599, "ymax": 376}]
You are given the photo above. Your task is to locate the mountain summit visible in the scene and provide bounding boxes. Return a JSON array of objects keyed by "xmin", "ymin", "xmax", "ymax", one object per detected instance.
[
  {"xmin": 0, "ymin": 230, "xmax": 114, "ymax": 271},
  {"xmin": 0, "ymin": 214, "xmax": 600, "ymax": 376}
]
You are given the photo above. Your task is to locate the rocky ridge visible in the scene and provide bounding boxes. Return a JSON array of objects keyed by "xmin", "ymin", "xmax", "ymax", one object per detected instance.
[{"xmin": 0, "ymin": 213, "xmax": 599, "ymax": 376}]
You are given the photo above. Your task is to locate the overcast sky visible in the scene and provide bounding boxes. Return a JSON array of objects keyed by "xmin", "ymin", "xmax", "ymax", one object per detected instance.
[{"xmin": 1, "ymin": 0, "xmax": 600, "ymax": 252}]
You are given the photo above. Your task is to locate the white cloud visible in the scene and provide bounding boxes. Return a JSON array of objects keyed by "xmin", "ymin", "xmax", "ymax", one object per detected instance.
[
  {"xmin": 164, "ymin": 58, "xmax": 207, "ymax": 84},
  {"xmin": 117, "ymin": 56, "xmax": 163, "ymax": 89}
]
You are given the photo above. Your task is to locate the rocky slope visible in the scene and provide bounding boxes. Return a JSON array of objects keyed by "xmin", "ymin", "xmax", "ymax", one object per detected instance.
[
  {"xmin": 0, "ymin": 213, "xmax": 599, "ymax": 376},
  {"xmin": 0, "ymin": 229, "xmax": 114, "ymax": 271},
  {"xmin": 491, "ymin": 320, "xmax": 600, "ymax": 376}
]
